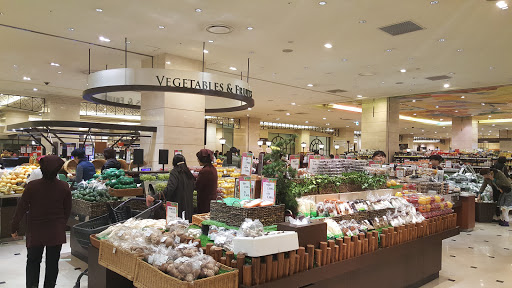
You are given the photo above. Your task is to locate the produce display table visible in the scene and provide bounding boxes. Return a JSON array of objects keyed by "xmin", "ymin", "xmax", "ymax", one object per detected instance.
[
  {"xmin": 248, "ymin": 227, "xmax": 459, "ymax": 288},
  {"xmin": 0, "ymin": 194, "xmax": 26, "ymax": 239},
  {"xmin": 453, "ymin": 195, "xmax": 475, "ymax": 231}
]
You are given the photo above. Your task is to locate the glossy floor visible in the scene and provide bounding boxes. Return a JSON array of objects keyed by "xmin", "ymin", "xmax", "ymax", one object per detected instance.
[{"xmin": 0, "ymin": 223, "xmax": 510, "ymax": 288}]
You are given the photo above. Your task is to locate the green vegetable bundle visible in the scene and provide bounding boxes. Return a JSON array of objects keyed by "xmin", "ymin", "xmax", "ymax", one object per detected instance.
[
  {"xmin": 99, "ymin": 168, "xmax": 126, "ymax": 181},
  {"xmin": 140, "ymin": 174, "xmax": 157, "ymax": 181},
  {"xmin": 72, "ymin": 185, "xmax": 119, "ymax": 202}
]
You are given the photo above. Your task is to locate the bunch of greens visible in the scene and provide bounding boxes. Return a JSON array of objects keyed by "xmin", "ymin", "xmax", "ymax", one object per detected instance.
[
  {"xmin": 262, "ymin": 135, "xmax": 298, "ymax": 213},
  {"xmin": 157, "ymin": 173, "xmax": 170, "ymax": 181},
  {"xmin": 140, "ymin": 174, "xmax": 157, "ymax": 181}
]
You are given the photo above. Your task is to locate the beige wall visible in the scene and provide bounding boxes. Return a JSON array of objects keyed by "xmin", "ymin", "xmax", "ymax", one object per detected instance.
[
  {"xmin": 451, "ymin": 117, "xmax": 478, "ymax": 151},
  {"xmin": 361, "ymin": 98, "xmax": 399, "ymax": 157}
]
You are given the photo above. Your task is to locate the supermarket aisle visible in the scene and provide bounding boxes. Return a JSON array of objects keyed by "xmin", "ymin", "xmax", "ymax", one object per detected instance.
[
  {"xmin": 0, "ymin": 233, "xmax": 88, "ymax": 288},
  {"xmin": 421, "ymin": 222, "xmax": 512, "ymax": 288}
]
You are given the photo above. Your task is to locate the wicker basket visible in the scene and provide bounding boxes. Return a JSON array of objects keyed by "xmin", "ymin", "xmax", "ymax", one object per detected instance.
[
  {"xmin": 210, "ymin": 201, "xmax": 285, "ymax": 227},
  {"xmin": 109, "ymin": 187, "xmax": 144, "ymax": 197},
  {"xmin": 118, "ymin": 159, "xmax": 130, "ymax": 170},
  {"xmin": 63, "ymin": 160, "xmax": 77, "ymax": 174},
  {"xmin": 133, "ymin": 259, "xmax": 238, "ymax": 288},
  {"xmin": 192, "ymin": 213, "xmax": 210, "ymax": 227},
  {"xmin": 129, "ymin": 161, "xmax": 148, "ymax": 170},
  {"xmin": 98, "ymin": 240, "xmax": 142, "ymax": 281},
  {"xmin": 90, "ymin": 234, "xmax": 101, "ymax": 249},
  {"xmin": 71, "ymin": 199, "xmax": 122, "ymax": 219},
  {"xmin": 92, "ymin": 159, "xmax": 106, "ymax": 172}
]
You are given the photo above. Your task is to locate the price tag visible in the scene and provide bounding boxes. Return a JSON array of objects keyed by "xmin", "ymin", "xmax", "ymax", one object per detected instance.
[
  {"xmin": 166, "ymin": 202, "xmax": 178, "ymax": 224},
  {"xmin": 20, "ymin": 146, "xmax": 26, "ymax": 154},
  {"xmin": 85, "ymin": 144, "xmax": 94, "ymax": 156},
  {"xmin": 66, "ymin": 145, "xmax": 73, "ymax": 157},
  {"xmin": 174, "ymin": 150, "xmax": 182, "ymax": 156},
  {"xmin": 445, "ymin": 161, "xmax": 452, "ymax": 168},
  {"xmin": 241, "ymin": 152, "xmax": 253, "ymax": 176},
  {"xmin": 239, "ymin": 177, "xmax": 252, "ymax": 200},
  {"xmin": 261, "ymin": 178, "xmax": 277, "ymax": 204},
  {"xmin": 397, "ymin": 169, "xmax": 405, "ymax": 178},
  {"xmin": 370, "ymin": 164, "xmax": 382, "ymax": 168},
  {"xmin": 290, "ymin": 155, "xmax": 300, "ymax": 170},
  {"xmin": 26, "ymin": 146, "xmax": 32, "ymax": 154}
]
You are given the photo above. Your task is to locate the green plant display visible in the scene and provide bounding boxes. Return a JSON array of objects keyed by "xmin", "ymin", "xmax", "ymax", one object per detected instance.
[{"xmin": 262, "ymin": 135, "xmax": 298, "ymax": 213}]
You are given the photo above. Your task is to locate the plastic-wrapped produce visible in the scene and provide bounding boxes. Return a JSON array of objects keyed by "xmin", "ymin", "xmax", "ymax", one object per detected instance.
[{"xmin": 237, "ymin": 218, "xmax": 264, "ymax": 237}]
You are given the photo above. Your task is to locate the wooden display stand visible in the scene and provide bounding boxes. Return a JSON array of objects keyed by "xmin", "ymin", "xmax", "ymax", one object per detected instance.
[{"xmin": 453, "ymin": 195, "xmax": 475, "ymax": 231}]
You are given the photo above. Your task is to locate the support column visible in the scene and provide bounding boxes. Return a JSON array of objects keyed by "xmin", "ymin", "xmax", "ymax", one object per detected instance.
[
  {"xmin": 361, "ymin": 98, "xmax": 400, "ymax": 159},
  {"xmin": 451, "ymin": 117, "xmax": 478, "ymax": 151},
  {"xmin": 499, "ymin": 129, "xmax": 512, "ymax": 151},
  {"xmin": 233, "ymin": 117, "xmax": 260, "ymax": 153},
  {"xmin": 296, "ymin": 130, "xmax": 310, "ymax": 153},
  {"xmin": 44, "ymin": 96, "xmax": 81, "ymax": 121},
  {"xmin": 140, "ymin": 54, "xmax": 205, "ymax": 169}
]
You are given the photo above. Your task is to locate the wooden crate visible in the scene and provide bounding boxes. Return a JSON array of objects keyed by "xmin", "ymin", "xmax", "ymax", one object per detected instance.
[{"xmin": 192, "ymin": 213, "xmax": 210, "ymax": 227}]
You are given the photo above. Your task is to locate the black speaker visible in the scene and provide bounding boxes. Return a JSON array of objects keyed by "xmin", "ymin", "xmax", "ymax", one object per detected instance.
[
  {"xmin": 133, "ymin": 149, "xmax": 144, "ymax": 165},
  {"xmin": 159, "ymin": 149, "xmax": 169, "ymax": 165}
]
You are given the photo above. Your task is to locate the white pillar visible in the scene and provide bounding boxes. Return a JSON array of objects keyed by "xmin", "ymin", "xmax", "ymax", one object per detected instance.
[{"xmin": 451, "ymin": 117, "xmax": 478, "ymax": 151}]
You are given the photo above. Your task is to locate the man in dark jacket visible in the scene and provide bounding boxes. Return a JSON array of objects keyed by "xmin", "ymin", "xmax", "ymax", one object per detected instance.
[
  {"xmin": 11, "ymin": 155, "xmax": 72, "ymax": 288},
  {"xmin": 101, "ymin": 148, "xmax": 121, "ymax": 172},
  {"xmin": 71, "ymin": 149, "xmax": 95, "ymax": 182}
]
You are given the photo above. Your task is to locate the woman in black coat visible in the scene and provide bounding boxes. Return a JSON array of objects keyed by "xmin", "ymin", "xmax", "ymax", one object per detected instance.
[{"xmin": 146, "ymin": 154, "xmax": 195, "ymax": 221}]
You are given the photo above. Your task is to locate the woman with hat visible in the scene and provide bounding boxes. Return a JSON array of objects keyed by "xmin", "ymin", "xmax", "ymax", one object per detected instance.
[{"xmin": 196, "ymin": 149, "xmax": 218, "ymax": 213}]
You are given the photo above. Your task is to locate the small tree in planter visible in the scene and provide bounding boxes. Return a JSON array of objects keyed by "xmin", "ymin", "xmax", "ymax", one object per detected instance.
[{"xmin": 262, "ymin": 135, "xmax": 298, "ymax": 214}]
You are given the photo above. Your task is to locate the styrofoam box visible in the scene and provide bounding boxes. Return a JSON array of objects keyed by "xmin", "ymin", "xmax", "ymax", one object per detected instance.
[{"xmin": 232, "ymin": 231, "xmax": 299, "ymax": 257}]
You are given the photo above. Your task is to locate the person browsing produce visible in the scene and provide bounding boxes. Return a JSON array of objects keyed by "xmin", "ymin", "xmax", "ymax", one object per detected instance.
[
  {"xmin": 146, "ymin": 154, "xmax": 195, "ymax": 221},
  {"xmin": 196, "ymin": 149, "xmax": 218, "ymax": 213},
  {"xmin": 71, "ymin": 148, "xmax": 95, "ymax": 183},
  {"xmin": 101, "ymin": 148, "xmax": 121, "ymax": 172},
  {"xmin": 478, "ymin": 168, "xmax": 512, "ymax": 226},
  {"xmin": 372, "ymin": 151, "xmax": 386, "ymax": 163},
  {"xmin": 492, "ymin": 156, "xmax": 509, "ymax": 178},
  {"xmin": 429, "ymin": 154, "xmax": 444, "ymax": 170},
  {"xmin": 11, "ymin": 155, "xmax": 72, "ymax": 288}
]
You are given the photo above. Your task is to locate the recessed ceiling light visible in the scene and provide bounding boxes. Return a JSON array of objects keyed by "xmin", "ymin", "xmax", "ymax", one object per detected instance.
[
  {"xmin": 405, "ymin": 128, "xmax": 407, "ymax": 130},
  {"xmin": 400, "ymin": 69, "xmax": 407, "ymax": 73},
  {"xmin": 430, "ymin": 1, "xmax": 439, "ymax": 4},
  {"xmin": 386, "ymin": 49, "xmax": 393, "ymax": 52},
  {"xmin": 357, "ymin": 95, "xmax": 363, "ymax": 98},
  {"xmin": 57, "ymin": 71, "xmax": 62, "ymax": 74},
  {"xmin": 346, "ymin": 126, "xmax": 350, "ymax": 128},
  {"xmin": 165, "ymin": 61, "xmax": 171, "ymax": 64},
  {"xmin": 307, "ymin": 84, "xmax": 314, "ymax": 87},
  {"xmin": 319, "ymin": 1, "xmax": 327, "ymax": 5},
  {"xmin": 291, "ymin": 102, "xmax": 296, "ymax": 105},
  {"xmin": 208, "ymin": 40, "xmax": 214, "ymax": 43},
  {"xmin": 247, "ymin": 27, "xmax": 254, "ymax": 30},
  {"xmin": 436, "ymin": 106, "xmax": 439, "ymax": 108},
  {"xmin": 492, "ymin": 124, "xmax": 496, "ymax": 126},
  {"xmin": 99, "ymin": 36, "xmax": 111, "ymax": 42},
  {"xmin": 276, "ymin": 118, "xmax": 280, "ymax": 120},
  {"xmin": 359, "ymin": 20, "xmax": 366, "ymax": 24},
  {"xmin": 286, "ymin": 113, "xmax": 290, "ymax": 116},
  {"xmin": 412, "ymin": 99, "xmax": 416, "ymax": 102},
  {"xmin": 413, "ymin": 113, "xmax": 417, "ymax": 116},
  {"xmin": 229, "ymin": 67, "xmax": 237, "ymax": 71},
  {"xmin": 158, "ymin": 25, "xmax": 165, "ymax": 29},
  {"xmin": 488, "ymin": 115, "xmax": 492, "ymax": 117},
  {"xmin": 497, "ymin": 1, "xmax": 509, "ymax": 10},
  {"xmin": 203, "ymin": 49, "xmax": 209, "ymax": 53},
  {"xmin": 439, "ymin": 38, "xmax": 446, "ymax": 42},
  {"xmin": 481, "ymin": 103, "xmax": 486, "ymax": 106},
  {"xmin": 457, "ymin": 49, "xmax": 463, "ymax": 52},
  {"xmin": 489, "ymin": 130, "xmax": 492, "ymax": 132},
  {"xmin": 440, "ymin": 119, "xmax": 444, "ymax": 121},
  {"xmin": 461, "ymin": 96, "xmax": 465, "ymax": 98},
  {"xmin": 125, "ymin": 41, "xmax": 131, "ymax": 44},
  {"xmin": 422, "ymin": 130, "xmax": 425, "ymax": 132},
  {"xmin": 443, "ymin": 127, "xmax": 446, "ymax": 128},
  {"xmin": 381, "ymin": 81, "xmax": 385, "ymax": 84},
  {"xmin": 435, "ymin": 132, "xmax": 437, "ymax": 134},
  {"xmin": 248, "ymin": 108, "xmax": 252, "ymax": 110},
  {"xmin": 455, "ymin": 110, "xmax": 458, "ymax": 112},
  {"xmin": 195, "ymin": 8, "xmax": 202, "ymax": 12},
  {"xmin": 305, "ymin": 121, "xmax": 309, "ymax": 123},
  {"xmin": 96, "ymin": 8, "xmax": 103, "ymax": 12},
  {"xmin": 68, "ymin": 28, "xmax": 74, "ymax": 31},
  {"xmin": 323, "ymin": 117, "xmax": 327, "ymax": 120},
  {"xmin": 342, "ymin": 58, "xmax": 348, "ymax": 62},
  {"xmin": 326, "ymin": 123, "xmax": 330, "ymax": 126},
  {"xmin": 443, "ymin": 83, "xmax": 450, "ymax": 88},
  {"xmin": 50, "ymin": 62, "xmax": 60, "ymax": 66},
  {"xmin": 33, "ymin": 88, "xmax": 38, "ymax": 91},
  {"xmin": 23, "ymin": 76, "xmax": 31, "ymax": 81},
  {"xmin": 324, "ymin": 43, "xmax": 333, "ymax": 48}
]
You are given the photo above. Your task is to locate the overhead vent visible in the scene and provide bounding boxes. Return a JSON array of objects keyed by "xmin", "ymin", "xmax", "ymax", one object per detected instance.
[
  {"xmin": 379, "ymin": 21, "xmax": 424, "ymax": 36},
  {"xmin": 326, "ymin": 89, "xmax": 347, "ymax": 94},
  {"xmin": 425, "ymin": 75, "xmax": 452, "ymax": 81}
]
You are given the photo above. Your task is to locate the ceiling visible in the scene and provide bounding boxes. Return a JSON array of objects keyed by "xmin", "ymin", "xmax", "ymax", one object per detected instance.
[{"xmin": 1, "ymin": 0, "xmax": 512, "ymax": 140}]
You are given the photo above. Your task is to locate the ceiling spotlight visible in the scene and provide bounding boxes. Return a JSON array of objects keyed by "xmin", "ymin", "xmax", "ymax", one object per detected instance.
[
  {"xmin": 305, "ymin": 121, "xmax": 309, "ymax": 123},
  {"xmin": 457, "ymin": 49, "xmax": 463, "ymax": 52},
  {"xmin": 342, "ymin": 58, "xmax": 348, "ymax": 62},
  {"xmin": 291, "ymin": 102, "xmax": 296, "ymax": 105},
  {"xmin": 386, "ymin": 49, "xmax": 393, "ymax": 52},
  {"xmin": 443, "ymin": 83, "xmax": 450, "ymax": 88},
  {"xmin": 208, "ymin": 40, "xmax": 214, "ymax": 43},
  {"xmin": 125, "ymin": 41, "xmax": 131, "ymax": 44},
  {"xmin": 357, "ymin": 95, "xmax": 363, "ymax": 98},
  {"xmin": 359, "ymin": 20, "xmax": 366, "ymax": 24},
  {"xmin": 229, "ymin": 67, "xmax": 237, "ymax": 71},
  {"xmin": 319, "ymin": 1, "xmax": 327, "ymax": 5},
  {"xmin": 195, "ymin": 8, "xmax": 202, "ymax": 12},
  {"xmin": 439, "ymin": 38, "xmax": 446, "ymax": 42},
  {"xmin": 436, "ymin": 106, "xmax": 439, "ymax": 108},
  {"xmin": 276, "ymin": 118, "xmax": 280, "ymax": 120},
  {"xmin": 307, "ymin": 84, "xmax": 314, "ymax": 87},
  {"xmin": 33, "ymin": 88, "xmax": 38, "ymax": 91},
  {"xmin": 323, "ymin": 117, "xmax": 327, "ymax": 120},
  {"xmin": 50, "ymin": 62, "xmax": 60, "ymax": 66},
  {"xmin": 23, "ymin": 76, "xmax": 31, "ymax": 80},
  {"xmin": 412, "ymin": 99, "xmax": 416, "ymax": 102},
  {"xmin": 455, "ymin": 110, "xmax": 458, "ymax": 112},
  {"xmin": 324, "ymin": 43, "xmax": 333, "ymax": 48},
  {"xmin": 413, "ymin": 113, "xmax": 417, "ymax": 116},
  {"xmin": 497, "ymin": 1, "xmax": 509, "ymax": 10},
  {"xmin": 248, "ymin": 107, "xmax": 252, "ymax": 110},
  {"xmin": 492, "ymin": 124, "xmax": 496, "ymax": 126},
  {"xmin": 443, "ymin": 127, "xmax": 446, "ymax": 129},
  {"xmin": 440, "ymin": 119, "xmax": 444, "ymax": 121},
  {"xmin": 481, "ymin": 103, "xmax": 486, "ymax": 106},
  {"xmin": 346, "ymin": 126, "xmax": 350, "ymax": 128},
  {"xmin": 286, "ymin": 113, "xmax": 290, "ymax": 116},
  {"xmin": 326, "ymin": 123, "xmax": 330, "ymax": 126},
  {"xmin": 165, "ymin": 61, "xmax": 171, "ymax": 65},
  {"xmin": 96, "ymin": 8, "xmax": 103, "ymax": 12},
  {"xmin": 247, "ymin": 27, "xmax": 254, "ymax": 30},
  {"xmin": 461, "ymin": 96, "xmax": 465, "ymax": 98},
  {"xmin": 430, "ymin": 1, "xmax": 439, "ymax": 4},
  {"xmin": 99, "ymin": 36, "xmax": 111, "ymax": 42},
  {"xmin": 158, "ymin": 25, "xmax": 165, "ymax": 29},
  {"xmin": 68, "ymin": 28, "xmax": 74, "ymax": 31},
  {"xmin": 488, "ymin": 115, "xmax": 492, "ymax": 117},
  {"xmin": 203, "ymin": 49, "xmax": 209, "ymax": 53},
  {"xmin": 400, "ymin": 69, "xmax": 406, "ymax": 73}
]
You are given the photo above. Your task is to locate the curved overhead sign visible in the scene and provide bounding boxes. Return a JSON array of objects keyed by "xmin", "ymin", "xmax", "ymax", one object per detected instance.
[{"xmin": 83, "ymin": 68, "xmax": 254, "ymax": 113}]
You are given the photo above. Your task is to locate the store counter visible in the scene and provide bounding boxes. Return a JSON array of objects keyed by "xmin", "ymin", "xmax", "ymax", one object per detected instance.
[{"xmin": 0, "ymin": 194, "xmax": 26, "ymax": 239}]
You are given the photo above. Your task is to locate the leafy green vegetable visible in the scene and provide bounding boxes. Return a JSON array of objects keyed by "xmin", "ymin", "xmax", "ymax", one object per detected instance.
[
  {"xmin": 140, "ymin": 175, "xmax": 157, "ymax": 181},
  {"xmin": 157, "ymin": 173, "xmax": 170, "ymax": 181}
]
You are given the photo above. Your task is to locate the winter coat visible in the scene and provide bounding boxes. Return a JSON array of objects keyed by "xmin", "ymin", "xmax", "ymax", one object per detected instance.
[{"xmin": 196, "ymin": 164, "xmax": 218, "ymax": 213}]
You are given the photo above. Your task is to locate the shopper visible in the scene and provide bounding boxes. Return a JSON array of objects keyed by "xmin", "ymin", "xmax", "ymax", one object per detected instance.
[
  {"xmin": 429, "ymin": 154, "xmax": 444, "ymax": 170},
  {"xmin": 372, "ymin": 151, "xmax": 386, "ymax": 163},
  {"xmin": 71, "ymin": 149, "xmax": 95, "ymax": 183},
  {"xmin": 101, "ymin": 148, "xmax": 121, "ymax": 172},
  {"xmin": 492, "ymin": 156, "xmax": 509, "ymax": 178},
  {"xmin": 146, "ymin": 154, "xmax": 195, "ymax": 221},
  {"xmin": 479, "ymin": 168, "xmax": 512, "ymax": 226},
  {"xmin": 196, "ymin": 149, "xmax": 218, "ymax": 213},
  {"xmin": 11, "ymin": 155, "xmax": 72, "ymax": 288}
]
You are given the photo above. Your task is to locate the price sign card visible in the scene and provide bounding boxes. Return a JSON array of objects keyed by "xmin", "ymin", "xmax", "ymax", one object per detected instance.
[
  {"xmin": 308, "ymin": 155, "xmax": 322, "ymax": 170},
  {"xmin": 241, "ymin": 152, "xmax": 253, "ymax": 175},
  {"xmin": 20, "ymin": 146, "xmax": 26, "ymax": 154},
  {"xmin": 445, "ymin": 160, "xmax": 452, "ymax": 168},
  {"xmin": 166, "ymin": 202, "xmax": 179, "ymax": 224},
  {"xmin": 26, "ymin": 146, "xmax": 32, "ymax": 154},
  {"xmin": 174, "ymin": 150, "xmax": 182, "ymax": 155},
  {"xmin": 290, "ymin": 155, "xmax": 300, "ymax": 170},
  {"xmin": 261, "ymin": 178, "xmax": 277, "ymax": 204},
  {"xmin": 239, "ymin": 176, "xmax": 252, "ymax": 200},
  {"xmin": 85, "ymin": 144, "xmax": 94, "ymax": 156}
]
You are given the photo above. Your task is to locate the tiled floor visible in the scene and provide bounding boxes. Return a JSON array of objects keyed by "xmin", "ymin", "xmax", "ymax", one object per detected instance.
[{"xmin": 0, "ymin": 223, "xmax": 510, "ymax": 288}]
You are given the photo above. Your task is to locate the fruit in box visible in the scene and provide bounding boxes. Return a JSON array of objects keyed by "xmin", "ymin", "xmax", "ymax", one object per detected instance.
[
  {"xmin": 446, "ymin": 201, "xmax": 453, "ymax": 209},
  {"xmin": 395, "ymin": 192, "xmax": 403, "ymax": 197},
  {"xmin": 434, "ymin": 195, "xmax": 441, "ymax": 203}
]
